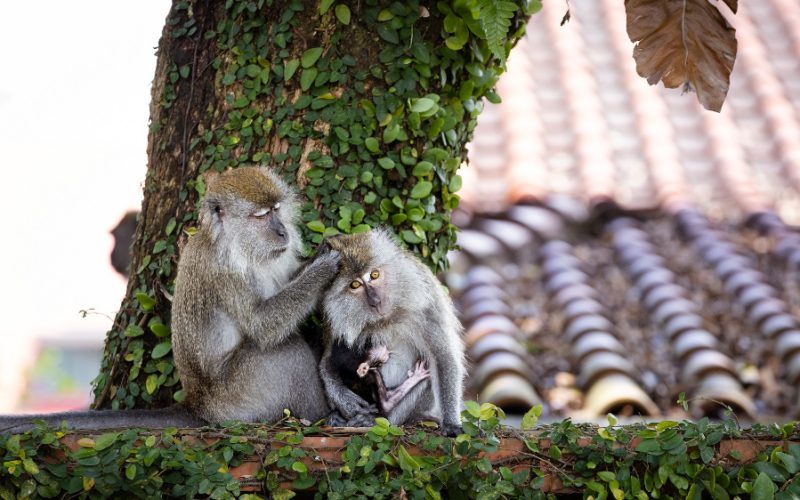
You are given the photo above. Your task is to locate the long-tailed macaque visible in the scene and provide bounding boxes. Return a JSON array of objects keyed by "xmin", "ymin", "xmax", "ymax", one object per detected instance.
[{"xmin": 319, "ymin": 230, "xmax": 465, "ymax": 436}]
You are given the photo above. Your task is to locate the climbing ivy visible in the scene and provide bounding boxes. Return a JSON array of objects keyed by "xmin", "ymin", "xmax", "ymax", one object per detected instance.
[
  {"xmin": 93, "ymin": 0, "xmax": 538, "ymax": 410},
  {"xmin": 4, "ymin": 405, "xmax": 800, "ymax": 498}
]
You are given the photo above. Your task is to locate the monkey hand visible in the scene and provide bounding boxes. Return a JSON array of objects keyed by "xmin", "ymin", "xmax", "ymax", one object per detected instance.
[
  {"xmin": 306, "ymin": 250, "xmax": 341, "ymax": 281},
  {"xmin": 334, "ymin": 392, "xmax": 378, "ymax": 419},
  {"xmin": 438, "ymin": 421, "xmax": 464, "ymax": 437},
  {"xmin": 356, "ymin": 362, "xmax": 370, "ymax": 378},
  {"xmin": 407, "ymin": 360, "xmax": 431, "ymax": 380}
]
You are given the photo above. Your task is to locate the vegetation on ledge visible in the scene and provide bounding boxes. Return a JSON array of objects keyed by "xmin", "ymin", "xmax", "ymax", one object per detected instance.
[{"xmin": 2, "ymin": 403, "xmax": 799, "ymax": 499}]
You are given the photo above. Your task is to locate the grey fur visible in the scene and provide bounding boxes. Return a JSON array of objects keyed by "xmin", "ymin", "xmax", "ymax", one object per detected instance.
[
  {"xmin": 319, "ymin": 229, "xmax": 465, "ymax": 436},
  {"xmin": 172, "ymin": 166, "xmax": 338, "ymax": 423}
]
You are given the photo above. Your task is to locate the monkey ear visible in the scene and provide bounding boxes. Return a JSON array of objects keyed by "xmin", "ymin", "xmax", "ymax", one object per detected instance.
[{"xmin": 205, "ymin": 198, "xmax": 223, "ymax": 219}]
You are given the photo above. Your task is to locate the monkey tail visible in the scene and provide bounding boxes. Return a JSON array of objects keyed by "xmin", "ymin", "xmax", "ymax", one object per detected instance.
[{"xmin": 0, "ymin": 406, "xmax": 206, "ymax": 434}]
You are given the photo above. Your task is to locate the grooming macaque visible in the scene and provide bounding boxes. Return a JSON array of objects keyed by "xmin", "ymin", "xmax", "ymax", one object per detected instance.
[
  {"xmin": 172, "ymin": 166, "xmax": 339, "ymax": 423},
  {"xmin": 319, "ymin": 230, "xmax": 465, "ymax": 436},
  {"xmin": 1, "ymin": 166, "xmax": 338, "ymax": 434}
]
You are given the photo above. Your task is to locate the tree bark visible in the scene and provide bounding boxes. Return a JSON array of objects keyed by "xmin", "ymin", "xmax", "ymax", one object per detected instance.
[{"xmin": 93, "ymin": 0, "xmax": 533, "ymax": 409}]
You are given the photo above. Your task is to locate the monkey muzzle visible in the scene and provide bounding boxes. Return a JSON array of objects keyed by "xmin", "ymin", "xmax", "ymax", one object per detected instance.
[
  {"xmin": 365, "ymin": 285, "xmax": 385, "ymax": 315},
  {"xmin": 268, "ymin": 215, "xmax": 288, "ymax": 244}
]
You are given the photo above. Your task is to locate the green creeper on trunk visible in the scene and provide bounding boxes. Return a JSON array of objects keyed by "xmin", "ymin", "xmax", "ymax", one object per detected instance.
[{"xmin": 92, "ymin": 0, "xmax": 539, "ymax": 410}]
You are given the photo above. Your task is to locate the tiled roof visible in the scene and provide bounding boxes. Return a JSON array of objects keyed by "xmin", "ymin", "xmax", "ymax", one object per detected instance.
[{"xmin": 451, "ymin": 0, "xmax": 800, "ymax": 420}]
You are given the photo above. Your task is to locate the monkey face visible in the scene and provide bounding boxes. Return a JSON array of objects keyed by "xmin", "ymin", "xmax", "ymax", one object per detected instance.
[
  {"xmin": 347, "ymin": 268, "xmax": 387, "ymax": 317},
  {"xmin": 201, "ymin": 167, "xmax": 300, "ymax": 261}
]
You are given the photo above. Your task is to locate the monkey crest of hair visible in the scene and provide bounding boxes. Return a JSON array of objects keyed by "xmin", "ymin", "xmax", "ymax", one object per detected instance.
[
  {"xmin": 320, "ymin": 229, "xmax": 466, "ymax": 436},
  {"xmin": 172, "ymin": 166, "xmax": 338, "ymax": 424}
]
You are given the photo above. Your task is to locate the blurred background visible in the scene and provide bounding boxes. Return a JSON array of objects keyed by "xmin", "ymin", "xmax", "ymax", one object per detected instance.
[
  {"xmin": 3, "ymin": 0, "xmax": 800, "ymax": 422},
  {"xmin": 0, "ymin": 1, "xmax": 171, "ymax": 412}
]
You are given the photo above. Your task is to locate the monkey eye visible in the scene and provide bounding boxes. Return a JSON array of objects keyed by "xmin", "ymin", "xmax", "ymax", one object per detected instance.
[
  {"xmin": 370, "ymin": 270, "xmax": 380, "ymax": 280},
  {"xmin": 253, "ymin": 208, "xmax": 271, "ymax": 217},
  {"xmin": 349, "ymin": 280, "xmax": 362, "ymax": 290},
  {"xmin": 273, "ymin": 202, "xmax": 281, "ymax": 211}
]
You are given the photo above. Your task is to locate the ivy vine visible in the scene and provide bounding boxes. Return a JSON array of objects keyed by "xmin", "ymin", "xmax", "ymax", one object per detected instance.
[
  {"xmin": 93, "ymin": 0, "xmax": 538, "ymax": 410},
  {"xmin": 3, "ymin": 405, "xmax": 800, "ymax": 499}
]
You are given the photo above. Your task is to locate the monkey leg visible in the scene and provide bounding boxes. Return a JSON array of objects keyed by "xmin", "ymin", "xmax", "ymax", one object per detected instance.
[
  {"xmin": 377, "ymin": 360, "xmax": 431, "ymax": 414},
  {"xmin": 203, "ymin": 337, "xmax": 329, "ymax": 423}
]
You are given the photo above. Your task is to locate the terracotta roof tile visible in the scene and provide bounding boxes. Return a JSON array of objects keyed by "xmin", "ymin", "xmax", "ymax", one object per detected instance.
[{"xmin": 453, "ymin": 0, "xmax": 800, "ymax": 420}]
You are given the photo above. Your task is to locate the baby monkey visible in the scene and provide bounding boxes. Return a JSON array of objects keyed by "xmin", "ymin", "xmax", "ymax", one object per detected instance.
[{"xmin": 355, "ymin": 345, "xmax": 431, "ymax": 415}]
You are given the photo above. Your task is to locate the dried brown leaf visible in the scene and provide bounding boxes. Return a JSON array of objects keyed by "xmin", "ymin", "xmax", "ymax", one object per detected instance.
[
  {"xmin": 624, "ymin": 0, "xmax": 737, "ymax": 112},
  {"xmin": 720, "ymin": 0, "xmax": 737, "ymax": 14}
]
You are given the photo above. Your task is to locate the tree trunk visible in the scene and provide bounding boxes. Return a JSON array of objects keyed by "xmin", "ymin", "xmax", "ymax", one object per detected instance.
[{"xmin": 93, "ymin": 0, "xmax": 535, "ymax": 410}]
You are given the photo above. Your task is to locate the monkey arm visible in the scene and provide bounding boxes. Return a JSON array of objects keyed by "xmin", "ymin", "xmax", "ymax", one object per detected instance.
[
  {"xmin": 376, "ymin": 361, "xmax": 430, "ymax": 414},
  {"xmin": 319, "ymin": 341, "xmax": 378, "ymax": 420},
  {"xmin": 236, "ymin": 252, "xmax": 340, "ymax": 348}
]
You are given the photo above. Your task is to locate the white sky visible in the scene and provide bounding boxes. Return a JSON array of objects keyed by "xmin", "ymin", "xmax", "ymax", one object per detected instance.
[{"xmin": 0, "ymin": 1, "xmax": 171, "ymax": 409}]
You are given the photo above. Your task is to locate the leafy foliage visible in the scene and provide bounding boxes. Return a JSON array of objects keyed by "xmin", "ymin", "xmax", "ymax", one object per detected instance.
[
  {"xmin": 5, "ymin": 406, "xmax": 800, "ymax": 498},
  {"xmin": 624, "ymin": 0, "xmax": 737, "ymax": 112},
  {"xmin": 93, "ymin": 0, "xmax": 534, "ymax": 410}
]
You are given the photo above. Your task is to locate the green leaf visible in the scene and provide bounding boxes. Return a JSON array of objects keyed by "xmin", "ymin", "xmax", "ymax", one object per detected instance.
[
  {"xmin": 524, "ymin": 0, "xmax": 543, "ymax": 15},
  {"xmin": 136, "ymin": 292, "xmax": 156, "ymax": 311},
  {"xmin": 319, "ymin": 0, "xmax": 335, "ymax": 14},
  {"xmin": 752, "ymin": 471, "xmax": 775, "ymax": 500},
  {"xmin": 165, "ymin": 218, "xmax": 176, "ymax": 236},
  {"xmin": 410, "ymin": 181, "xmax": 433, "ymax": 199},
  {"xmin": 284, "ymin": 59, "xmax": 300, "ymax": 81},
  {"xmin": 94, "ymin": 432, "xmax": 119, "ymax": 451},
  {"xmin": 520, "ymin": 405, "xmax": 541, "ymax": 430},
  {"xmin": 397, "ymin": 445, "xmax": 420, "ymax": 472},
  {"xmin": 412, "ymin": 161, "xmax": 434, "ymax": 176},
  {"xmin": 364, "ymin": 137, "xmax": 380, "ymax": 153},
  {"xmin": 125, "ymin": 324, "xmax": 145, "ymax": 338},
  {"xmin": 464, "ymin": 400, "xmax": 481, "ymax": 418},
  {"xmin": 307, "ymin": 220, "xmax": 326, "ymax": 233},
  {"xmin": 377, "ymin": 9, "xmax": 393, "ymax": 21},
  {"xmin": 146, "ymin": 374, "xmax": 158, "ymax": 395},
  {"xmin": 777, "ymin": 452, "xmax": 799, "ymax": 474},
  {"xmin": 656, "ymin": 420, "xmax": 678, "ymax": 432},
  {"xmin": 291, "ymin": 461, "xmax": 308, "ymax": 473},
  {"xmin": 335, "ymin": 4, "xmax": 351, "ymax": 25},
  {"xmin": 152, "ymin": 341, "xmax": 172, "ymax": 359},
  {"xmin": 635, "ymin": 439, "xmax": 662, "ymax": 454},
  {"xmin": 300, "ymin": 68, "xmax": 318, "ymax": 91},
  {"xmin": 448, "ymin": 175, "xmax": 462, "ymax": 192},
  {"xmin": 479, "ymin": 0, "xmax": 518, "ymax": 61},
  {"xmin": 377, "ymin": 24, "xmax": 399, "ymax": 44},
  {"xmin": 598, "ymin": 471, "xmax": 616, "ymax": 482},
  {"xmin": 22, "ymin": 458, "xmax": 39, "ymax": 475},
  {"xmin": 126, "ymin": 464, "xmax": 136, "ymax": 480},
  {"xmin": 301, "ymin": 47, "xmax": 323, "ymax": 68},
  {"xmin": 401, "ymin": 230, "xmax": 422, "ymax": 244},
  {"xmin": 409, "ymin": 97, "xmax": 436, "ymax": 113},
  {"xmin": 149, "ymin": 322, "xmax": 171, "ymax": 338},
  {"xmin": 378, "ymin": 157, "xmax": 395, "ymax": 170}
]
